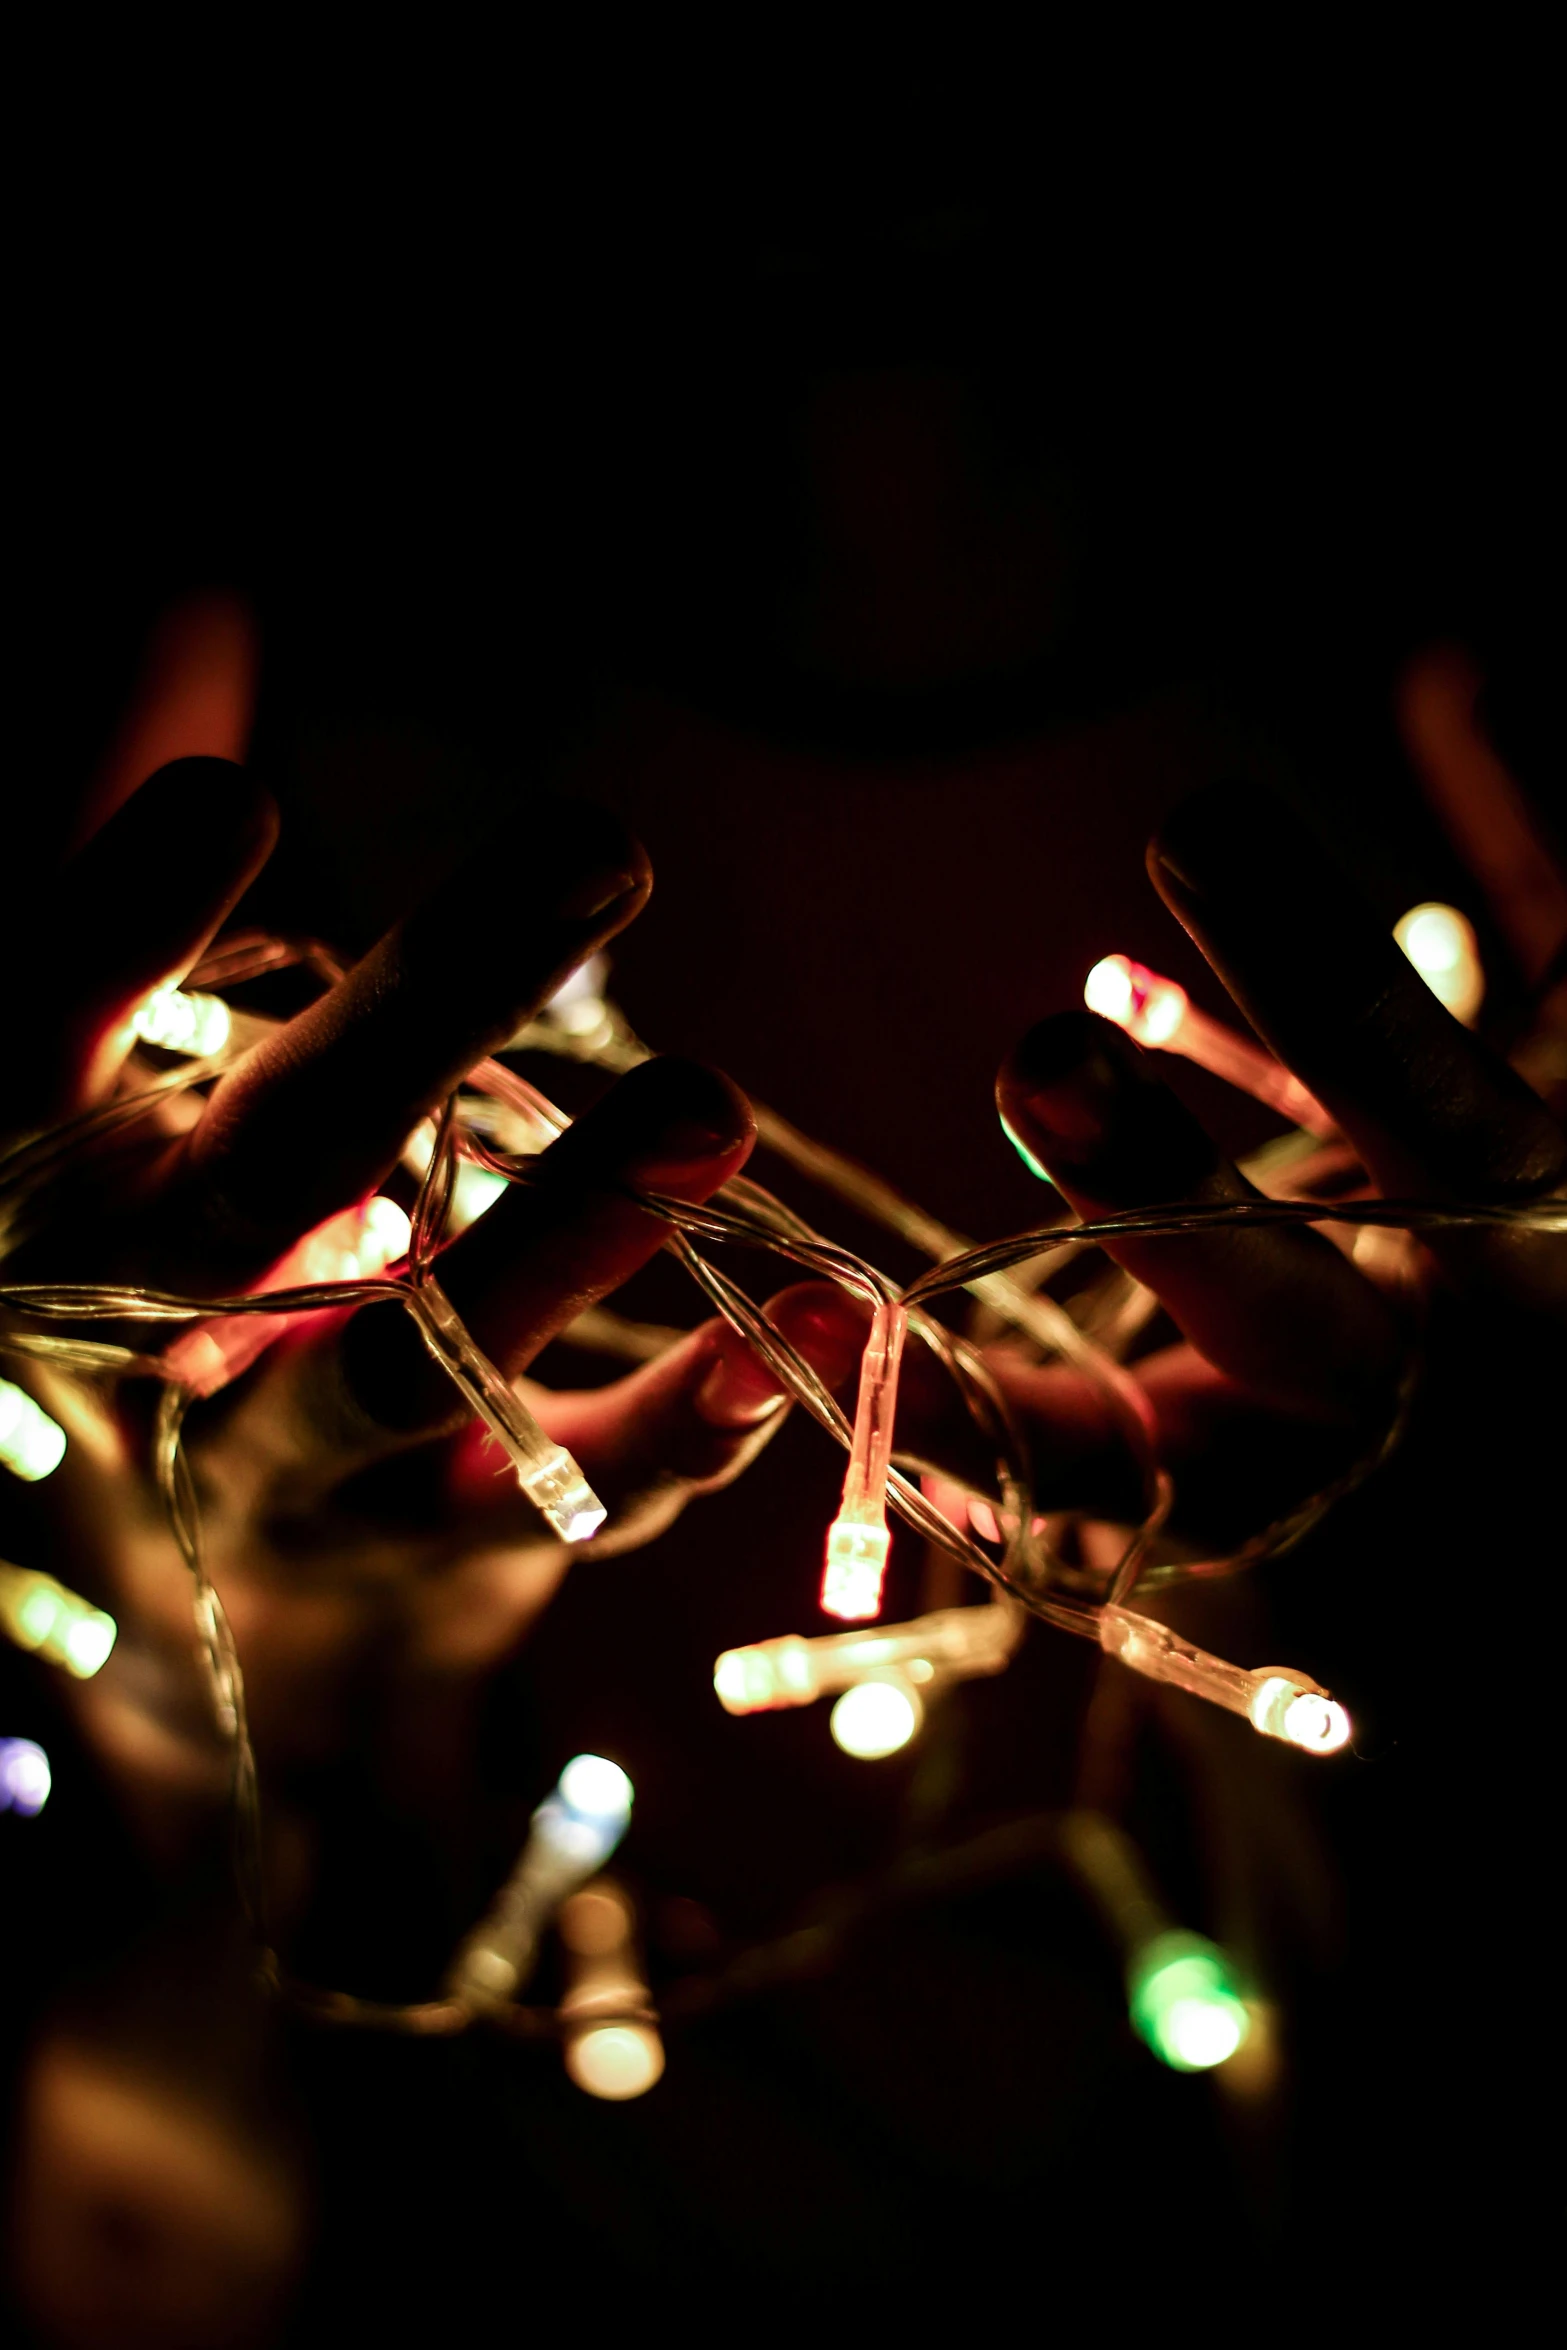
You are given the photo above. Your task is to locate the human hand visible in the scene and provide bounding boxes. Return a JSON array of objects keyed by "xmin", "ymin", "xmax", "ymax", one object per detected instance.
[{"xmin": 0, "ymin": 610, "xmax": 850, "ymax": 1901}]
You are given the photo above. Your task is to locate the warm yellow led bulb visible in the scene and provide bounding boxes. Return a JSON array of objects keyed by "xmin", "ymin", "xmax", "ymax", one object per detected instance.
[
  {"xmin": 131, "ymin": 982, "xmax": 232, "ymax": 1057},
  {"xmin": 1394, "ymin": 902, "xmax": 1484, "ymax": 1025},
  {"xmin": 565, "ymin": 2023, "xmax": 665, "ymax": 2101},
  {"xmin": 1, "ymin": 1562, "xmax": 117, "ymax": 1679},
  {"xmin": 829, "ymin": 1674, "xmax": 922, "ymax": 1758}
]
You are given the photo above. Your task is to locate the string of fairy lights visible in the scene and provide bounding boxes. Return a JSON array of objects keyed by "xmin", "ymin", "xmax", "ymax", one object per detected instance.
[{"xmin": 2, "ymin": 899, "xmax": 1563, "ymax": 2092}]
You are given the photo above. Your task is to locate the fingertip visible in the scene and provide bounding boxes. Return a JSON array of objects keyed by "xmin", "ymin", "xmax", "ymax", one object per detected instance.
[
  {"xmin": 996, "ymin": 1011, "xmax": 1217, "ymax": 1202},
  {"xmin": 763, "ymin": 1281, "xmax": 872, "ymax": 1393},
  {"xmin": 615, "ymin": 1056, "xmax": 756, "ymax": 1187}
]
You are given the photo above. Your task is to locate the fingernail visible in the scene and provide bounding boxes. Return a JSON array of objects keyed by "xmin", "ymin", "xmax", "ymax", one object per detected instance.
[
  {"xmin": 619, "ymin": 1061, "xmax": 753, "ymax": 1185},
  {"xmin": 1000, "ymin": 1012, "xmax": 1217, "ymax": 1202},
  {"xmin": 695, "ymin": 1353, "xmax": 790, "ymax": 1429},
  {"xmin": 555, "ymin": 866, "xmax": 647, "ymax": 922}
]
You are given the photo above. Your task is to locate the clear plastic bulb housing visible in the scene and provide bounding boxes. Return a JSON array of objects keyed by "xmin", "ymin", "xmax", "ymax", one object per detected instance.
[
  {"xmin": 0, "ymin": 1380, "xmax": 67, "ymax": 1482},
  {"xmin": 1394, "ymin": 902, "xmax": 1484, "ymax": 1025},
  {"xmin": 1128, "ymin": 1932, "xmax": 1250, "ymax": 2072}
]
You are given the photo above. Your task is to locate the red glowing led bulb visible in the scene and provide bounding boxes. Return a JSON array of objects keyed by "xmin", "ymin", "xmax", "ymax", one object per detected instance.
[{"xmin": 821, "ymin": 1299, "xmax": 907, "ymax": 1621}]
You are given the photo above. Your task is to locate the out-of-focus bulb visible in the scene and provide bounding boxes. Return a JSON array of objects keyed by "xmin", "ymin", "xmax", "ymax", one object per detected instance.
[
  {"xmin": 1085, "ymin": 954, "xmax": 1188, "ymax": 1047},
  {"xmin": 0, "ymin": 1736, "xmax": 51, "ymax": 1815},
  {"xmin": 131, "ymin": 982, "xmax": 232, "ymax": 1057},
  {"xmin": 445, "ymin": 1759, "xmax": 636, "ymax": 2011},
  {"xmin": 0, "ymin": 1380, "xmax": 67, "ymax": 1482},
  {"xmin": 544, "ymin": 954, "xmax": 612, "ymax": 1041},
  {"xmin": 1128, "ymin": 1932, "xmax": 1251, "ymax": 2073},
  {"xmin": 0, "ymin": 1563, "xmax": 117, "ymax": 1679},
  {"xmin": 1394, "ymin": 902, "xmax": 1484, "ymax": 1025},
  {"xmin": 558, "ymin": 1754, "xmax": 633, "ymax": 1827},
  {"xmin": 358, "ymin": 1195, "xmax": 413, "ymax": 1267},
  {"xmin": 565, "ymin": 2022, "xmax": 665, "ymax": 2100},
  {"xmin": 829, "ymin": 1673, "xmax": 922, "ymax": 1759},
  {"xmin": 821, "ymin": 1520, "xmax": 891, "ymax": 1622},
  {"xmin": 533, "ymin": 1754, "xmax": 635, "ymax": 1872}
]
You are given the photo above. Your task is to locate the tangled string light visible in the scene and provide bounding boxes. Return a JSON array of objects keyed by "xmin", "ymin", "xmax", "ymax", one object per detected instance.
[{"xmin": 2, "ymin": 923, "xmax": 1563, "ymax": 2052}]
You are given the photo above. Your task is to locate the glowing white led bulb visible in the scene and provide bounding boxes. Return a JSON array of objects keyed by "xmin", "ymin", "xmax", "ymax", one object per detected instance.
[
  {"xmin": 1394, "ymin": 902, "xmax": 1484, "ymax": 1025},
  {"xmin": 1085, "ymin": 954, "xmax": 1189, "ymax": 1046},
  {"xmin": 0, "ymin": 1379, "xmax": 67, "ymax": 1482},
  {"xmin": 1100, "ymin": 1607, "xmax": 1350, "ymax": 1754},
  {"xmin": 0, "ymin": 1736, "xmax": 51, "ymax": 1816},
  {"xmin": 130, "ymin": 982, "xmax": 232, "ymax": 1057},
  {"xmin": 821, "ymin": 1300, "xmax": 906, "ymax": 1621},
  {"xmin": 830, "ymin": 1673, "xmax": 922, "ymax": 1758},
  {"xmin": 444, "ymin": 1756, "xmax": 635, "ymax": 2011}
]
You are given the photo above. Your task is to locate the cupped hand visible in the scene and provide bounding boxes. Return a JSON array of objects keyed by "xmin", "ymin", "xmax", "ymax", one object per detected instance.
[
  {"xmin": 0, "ymin": 611, "xmax": 849, "ymax": 1890},
  {"xmin": 796, "ymin": 656, "xmax": 1567, "ymax": 1573}
]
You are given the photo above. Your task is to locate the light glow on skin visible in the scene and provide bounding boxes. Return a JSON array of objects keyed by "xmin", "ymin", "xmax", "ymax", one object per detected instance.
[
  {"xmin": 1128, "ymin": 1933, "xmax": 1251, "ymax": 2073},
  {"xmin": 829, "ymin": 1674, "xmax": 923, "ymax": 1758},
  {"xmin": 0, "ymin": 1379, "xmax": 68, "ymax": 1482},
  {"xmin": 161, "ymin": 1196, "xmax": 413, "ymax": 1399},
  {"xmin": 543, "ymin": 954, "xmax": 613, "ymax": 1042},
  {"xmin": 1394, "ymin": 902, "xmax": 1485, "ymax": 1025},
  {"xmin": 1, "ymin": 1562, "xmax": 117, "ymax": 1679},
  {"xmin": 130, "ymin": 982, "xmax": 232, "ymax": 1058},
  {"xmin": 0, "ymin": 1736, "xmax": 51, "ymax": 1815}
]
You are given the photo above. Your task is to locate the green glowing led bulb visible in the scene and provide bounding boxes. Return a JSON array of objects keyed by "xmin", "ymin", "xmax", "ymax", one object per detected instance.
[{"xmin": 1127, "ymin": 1931, "xmax": 1251, "ymax": 2073}]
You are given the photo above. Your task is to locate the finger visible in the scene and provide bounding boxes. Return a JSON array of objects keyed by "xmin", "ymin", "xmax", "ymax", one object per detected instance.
[
  {"xmin": 73, "ymin": 593, "xmax": 259, "ymax": 851},
  {"xmin": 997, "ymin": 1011, "xmax": 1404, "ymax": 1422},
  {"xmin": 1397, "ymin": 646, "xmax": 1567, "ymax": 987},
  {"xmin": 1148, "ymin": 784, "xmax": 1567, "ymax": 1304},
  {"xmin": 505, "ymin": 1283, "xmax": 872, "ymax": 1549},
  {"xmin": 179, "ymin": 795, "xmax": 650, "ymax": 1268},
  {"xmin": 8, "ymin": 757, "xmax": 278, "ymax": 1126},
  {"xmin": 339, "ymin": 1057, "xmax": 754, "ymax": 1439}
]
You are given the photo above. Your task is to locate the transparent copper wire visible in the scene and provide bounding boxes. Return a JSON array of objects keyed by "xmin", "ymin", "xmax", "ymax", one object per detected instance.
[{"xmin": 4, "ymin": 929, "xmax": 1565, "ymax": 2027}]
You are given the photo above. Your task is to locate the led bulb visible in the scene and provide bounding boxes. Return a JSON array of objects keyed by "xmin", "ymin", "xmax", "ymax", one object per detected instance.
[
  {"xmin": 520, "ymin": 1447, "xmax": 609, "ymax": 1545},
  {"xmin": 1248, "ymin": 1676, "xmax": 1352, "ymax": 1754},
  {"xmin": 557, "ymin": 1754, "xmax": 634, "ymax": 1829},
  {"xmin": 713, "ymin": 1636, "xmax": 816, "ymax": 1714},
  {"xmin": 829, "ymin": 1673, "xmax": 923, "ymax": 1759},
  {"xmin": 566, "ymin": 2022, "xmax": 665, "ymax": 2100},
  {"xmin": 1085, "ymin": 954, "xmax": 1188, "ymax": 1047},
  {"xmin": 822, "ymin": 1519, "xmax": 891, "ymax": 1622},
  {"xmin": 0, "ymin": 1380, "xmax": 67, "ymax": 1482},
  {"xmin": 1128, "ymin": 1932, "xmax": 1250, "ymax": 2073},
  {"xmin": 532, "ymin": 1754, "xmax": 635, "ymax": 1872},
  {"xmin": 131, "ymin": 982, "xmax": 232, "ymax": 1057},
  {"xmin": 1, "ymin": 1563, "xmax": 117, "ymax": 1679},
  {"xmin": 1394, "ymin": 902, "xmax": 1484, "ymax": 1025},
  {"xmin": 0, "ymin": 1736, "xmax": 51, "ymax": 1816}
]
